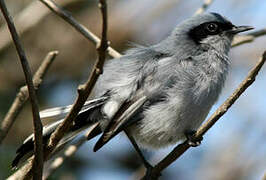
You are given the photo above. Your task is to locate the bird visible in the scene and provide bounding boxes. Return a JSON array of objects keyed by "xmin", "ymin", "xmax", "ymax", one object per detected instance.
[{"xmin": 12, "ymin": 12, "xmax": 253, "ymax": 170}]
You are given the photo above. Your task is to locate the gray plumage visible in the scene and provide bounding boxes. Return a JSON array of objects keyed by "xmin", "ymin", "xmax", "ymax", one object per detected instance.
[{"xmin": 12, "ymin": 12, "xmax": 253, "ymax": 167}]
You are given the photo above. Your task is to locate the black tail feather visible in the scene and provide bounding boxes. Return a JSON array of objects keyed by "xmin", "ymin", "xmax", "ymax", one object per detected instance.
[{"xmin": 12, "ymin": 97, "xmax": 108, "ymax": 168}]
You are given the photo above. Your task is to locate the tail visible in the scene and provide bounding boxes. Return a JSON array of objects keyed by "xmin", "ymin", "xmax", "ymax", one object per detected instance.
[{"xmin": 12, "ymin": 97, "xmax": 107, "ymax": 168}]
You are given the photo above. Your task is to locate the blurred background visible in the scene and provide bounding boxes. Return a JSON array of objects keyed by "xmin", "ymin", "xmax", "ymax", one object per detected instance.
[{"xmin": 0, "ymin": 0, "xmax": 266, "ymax": 179}]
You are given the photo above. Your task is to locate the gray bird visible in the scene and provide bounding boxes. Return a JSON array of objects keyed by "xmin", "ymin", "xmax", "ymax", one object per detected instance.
[{"xmin": 12, "ymin": 12, "xmax": 253, "ymax": 170}]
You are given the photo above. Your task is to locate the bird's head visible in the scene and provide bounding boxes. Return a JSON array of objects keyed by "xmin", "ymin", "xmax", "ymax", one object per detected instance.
[{"xmin": 158, "ymin": 13, "xmax": 253, "ymax": 56}]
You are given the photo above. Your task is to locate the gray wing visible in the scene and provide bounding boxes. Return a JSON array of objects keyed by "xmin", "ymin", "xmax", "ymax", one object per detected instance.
[{"xmin": 94, "ymin": 95, "xmax": 147, "ymax": 151}]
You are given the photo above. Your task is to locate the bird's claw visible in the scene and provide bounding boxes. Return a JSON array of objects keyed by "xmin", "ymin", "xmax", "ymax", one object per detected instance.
[{"xmin": 185, "ymin": 130, "xmax": 203, "ymax": 147}]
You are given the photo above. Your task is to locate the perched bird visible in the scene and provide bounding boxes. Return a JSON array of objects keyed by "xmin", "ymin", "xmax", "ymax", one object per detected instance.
[{"xmin": 12, "ymin": 12, "xmax": 253, "ymax": 169}]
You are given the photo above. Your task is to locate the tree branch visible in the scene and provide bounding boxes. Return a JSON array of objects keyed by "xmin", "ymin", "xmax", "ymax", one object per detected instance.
[
  {"xmin": 232, "ymin": 28, "xmax": 266, "ymax": 47},
  {"xmin": 0, "ymin": 0, "xmax": 80, "ymax": 52},
  {"xmin": 262, "ymin": 172, "xmax": 266, "ymax": 180},
  {"xmin": 0, "ymin": 1, "xmax": 44, "ymax": 179},
  {"xmin": 144, "ymin": 51, "xmax": 266, "ymax": 179},
  {"xmin": 37, "ymin": 0, "xmax": 266, "ymax": 52},
  {"xmin": 46, "ymin": 0, "xmax": 108, "ymax": 156},
  {"xmin": 7, "ymin": 0, "xmax": 113, "ymax": 178},
  {"xmin": 43, "ymin": 138, "xmax": 85, "ymax": 180},
  {"xmin": 39, "ymin": 0, "xmax": 121, "ymax": 58},
  {"xmin": 43, "ymin": 123, "xmax": 99, "ymax": 179},
  {"xmin": 7, "ymin": 160, "xmax": 34, "ymax": 180},
  {"xmin": 15, "ymin": 0, "xmax": 109, "ymax": 178},
  {"xmin": 0, "ymin": 51, "xmax": 58, "ymax": 145},
  {"xmin": 194, "ymin": 0, "xmax": 214, "ymax": 15}
]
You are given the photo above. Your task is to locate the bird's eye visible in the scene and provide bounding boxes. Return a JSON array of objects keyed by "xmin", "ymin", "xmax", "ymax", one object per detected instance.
[{"xmin": 206, "ymin": 23, "xmax": 219, "ymax": 33}]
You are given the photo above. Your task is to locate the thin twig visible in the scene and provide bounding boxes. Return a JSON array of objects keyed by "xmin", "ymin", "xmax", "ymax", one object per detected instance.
[
  {"xmin": 39, "ymin": 0, "xmax": 266, "ymax": 51},
  {"xmin": 7, "ymin": 0, "xmax": 111, "ymax": 178},
  {"xmin": 0, "ymin": 0, "xmax": 79, "ymax": 52},
  {"xmin": 232, "ymin": 28, "xmax": 266, "ymax": 47},
  {"xmin": 247, "ymin": 28, "xmax": 266, "ymax": 37},
  {"xmin": 43, "ymin": 137, "xmax": 86, "ymax": 180},
  {"xmin": 43, "ymin": 123, "xmax": 99, "ymax": 179},
  {"xmin": 7, "ymin": 160, "xmax": 34, "ymax": 180},
  {"xmin": 17, "ymin": 0, "xmax": 109, "ymax": 178},
  {"xmin": 46, "ymin": 0, "xmax": 108, "ymax": 156},
  {"xmin": 194, "ymin": 0, "xmax": 214, "ymax": 15},
  {"xmin": 0, "ymin": 51, "xmax": 58, "ymax": 145},
  {"xmin": 0, "ymin": 1, "xmax": 44, "ymax": 179},
  {"xmin": 144, "ymin": 51, "xmax": 266, "ymax": 179},
  {"xmin": 40, "ymin": 1, "xmax": 109, "ymax": 178},
  {"xmin": 39, "ymin": 0, "xmax": 121, "ymax": 58},
  {"xmin": 262, "ymin": 172, "xmax": 266, "ymax": 180}
]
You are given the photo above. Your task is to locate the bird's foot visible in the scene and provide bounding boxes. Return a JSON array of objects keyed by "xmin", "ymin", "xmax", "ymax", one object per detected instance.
[{"xmin": 185, "ymin": 130, "xmax": 203, "ymax": 147}]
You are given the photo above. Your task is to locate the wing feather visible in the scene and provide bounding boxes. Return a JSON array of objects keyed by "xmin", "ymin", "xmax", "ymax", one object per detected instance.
[
  {"xmin": 94, "ymin": 96, "xmax": 147, "ymax": 151},
  {"xmin": 40, "ymin": 97, "xmax": 108, "ymax": 120}
]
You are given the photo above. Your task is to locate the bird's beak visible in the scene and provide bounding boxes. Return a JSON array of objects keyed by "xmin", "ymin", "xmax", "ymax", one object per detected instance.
[{"xmin": 229, "ymin": 25, "xmax": 254, "ymax": 34}]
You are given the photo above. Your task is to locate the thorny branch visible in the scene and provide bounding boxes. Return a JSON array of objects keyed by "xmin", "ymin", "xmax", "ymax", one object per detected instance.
[
  {"xmin": 0, "ymin": 51, "xmax": 58, "ymax": 145},
  {"xmin": 144, "ymin": 51, "xmax": 266, "ymax": 179},
  {"xmin": 0, "ymin": 0, "xmax": 43, "ymax": 179}
]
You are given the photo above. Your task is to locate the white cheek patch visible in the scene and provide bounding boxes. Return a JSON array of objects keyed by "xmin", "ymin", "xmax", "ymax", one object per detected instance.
[{"xmin": 102, "ymin": 100, "xmax": 120, "ymax": 119}]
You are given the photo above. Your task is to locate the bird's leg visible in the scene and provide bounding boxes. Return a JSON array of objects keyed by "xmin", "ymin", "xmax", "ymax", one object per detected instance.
[
  {"xmin": 185, "ymin": 130, "xmax": 203, "ymax": 147},
  {"xmin": 124, "ymin": 130, "xmax": 154, "ymax": 174}
]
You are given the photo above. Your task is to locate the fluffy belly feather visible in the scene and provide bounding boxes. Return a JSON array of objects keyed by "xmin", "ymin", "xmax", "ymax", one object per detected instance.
[{"xmin": 127, "ymin": 97, "xmax": 212, "ymax": 149}]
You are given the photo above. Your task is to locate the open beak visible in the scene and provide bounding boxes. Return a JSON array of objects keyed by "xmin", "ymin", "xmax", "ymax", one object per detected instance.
[{"xmin": 229, "ymin": 25, "xmax": 254, "ymax": 34}]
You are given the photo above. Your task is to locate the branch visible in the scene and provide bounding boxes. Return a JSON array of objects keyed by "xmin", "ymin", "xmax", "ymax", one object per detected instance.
[
  {"xmin": 0, "ymin": 0, "xmax": 80, "ymax": 52},
  {"xmin": 0, "ymin": 1, "xmax": 44, "ymax": 179},
  {"xmin": 43, "ymin": 137, "xmax": 85, "ymax": 179},
  {"xmin": 43, "ymin": 123, "xmax": 99, "ymax": 179},
  {"xmin": 145, "ymin": 51, "xmax": 266, "ymax": 179},
  {"xmin": 232, "ymin": 28, "xmax": 266, "ymax": 47},
  {"xmin": 39, "ymin": 0, "xmax": 121, "ymax": 58},
  {"xmin": 46, "ymin": 0, "xmax": 108, "ymax": 155},
  {"xmin": 16, "ymin": 0, "xmax": 109, "ymax": 178},
  {"xmin": 194, "ymin": 0, "xmax": 214, "ymax": 15},
  {"xmin": 8, "ymin": 0, "xmax": 117, "ymax": 178},
  {"xmin": 0, "ymin": 51, "xmax": 58, "ymax": 145},
  {"xmin": 40, "ymin": 2, "xmax": 109, "ymax": 179},
  {"xmin": 7, "ymin": 160, "xmax": 34, "ymax": 180},
  {"xmin": 262, "ymin": 172, "xmax": 266, "ymax": 180}
]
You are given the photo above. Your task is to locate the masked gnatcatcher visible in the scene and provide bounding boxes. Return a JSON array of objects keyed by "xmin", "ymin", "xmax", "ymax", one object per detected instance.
[{"xmin": 12, "ymin": 12, "xmax": 253, "ymax": 169}]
